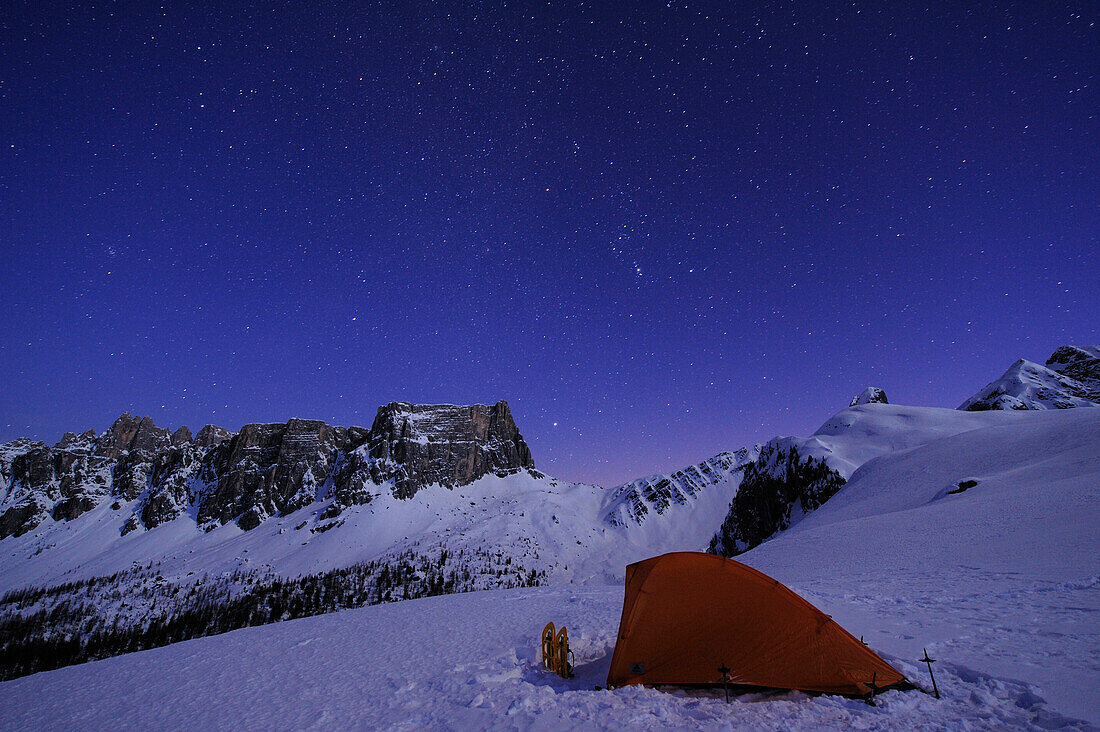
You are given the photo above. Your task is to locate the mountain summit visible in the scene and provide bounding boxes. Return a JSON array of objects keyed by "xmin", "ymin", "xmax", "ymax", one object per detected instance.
[
  {"xmin": 959, "ymin": 345, "xmax": 1100, "ymax": 411},
  {"xmin": 849, "ymin": 387, "xmax": 888, "ymax": 406}
]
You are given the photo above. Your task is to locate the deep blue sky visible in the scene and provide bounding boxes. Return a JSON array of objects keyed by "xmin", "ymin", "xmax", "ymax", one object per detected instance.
[{"xmin": 1, "ymin": 2, "xmax": 1096, "ymax": 486}]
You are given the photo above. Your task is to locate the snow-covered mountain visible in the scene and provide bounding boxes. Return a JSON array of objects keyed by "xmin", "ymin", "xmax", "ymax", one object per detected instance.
[
  {"xmin": 959, "ymin": 344, "xmax": 1099, "ymax": 410},
  {"xmin": 2, "ymin": 407, "xmax": 1095, "ymax": 728},
  {"xmin": 743, "ymin": 406, "xmax": 1100, "ymax": 723},
  {"xmin": 707, "ymin": 400, "xmax": 1032, "ymax": 556},
  {"xmin": 1, "ymin": 402, "xmax": 1028, "ymax": 597},
  {"xmin": 0, "ymin": 400, "xmax": 536, "ymax": 541},
  {"xmin": 2, "ymin": 344, "xmax": 1098, "ymax": 720}
]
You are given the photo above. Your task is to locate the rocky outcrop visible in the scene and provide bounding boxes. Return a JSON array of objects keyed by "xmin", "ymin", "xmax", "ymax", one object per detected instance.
[
  {"xmin": 138, "ymin": 445, "xmax": 204, "ymax": 529},
  {"xmin": 112, "ymin": 452, "xmax": 154, "ymax": 501},
  {"xmin": 708, "ymin": 440, "xmax": 846, "ymax": 557},
  {"xmin": 960, "ymin": 345, "xmax": 1099, "ymax": 411},
  {"xmin": 1045, "ymin": 345, "xmax": 1100, "ymax": 392},
  {"xmin": 0, "ymin": 417, "xmax": 219, "ymax": 537},
  {"xmin": 321, "ymin": 428, "xmax": 375, "ymax": 519},
  {"xmin": 0, "ymin": 400, "xmax": 537, "ymax": 538},
  {"xmin": 51, "ymin": 495, "xmax": 99, "ymax": 521},
  {"xmin": 0, "ymin": 499, "xmax": 47, "ymax": 539},
  {"xmin": 365, "ymin": 402, "xmax": 536, "ymax": 499},
  {"xmin": 0, "ymin": 438, "xmax": 114, "ymax": 538},
  {"xmin": 197, "ymin": 419, "xmax": 346, "ymax": 529},
  {"xmin": 849, "ymin": 387, "xmax": 888, "ymax": 407},
  {"xmin": 54, "ymin": 430, "xmax": 96, "ymax": 451}
]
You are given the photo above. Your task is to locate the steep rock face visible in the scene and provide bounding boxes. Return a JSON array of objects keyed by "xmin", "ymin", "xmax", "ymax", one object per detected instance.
[
  {"xmin": 321, "ymin": 427, "xmax": 374, "ymax": 519},
  {"xmin": 0, "ymin": 441, "xmax": 53, "ymax": 538},
  {"xmin": 1045, "ymin": 345, "xmax": 1100, "ymax": 392},
  {"xmin": 366, "ymin": 401, "xmax": 535, "ymax": 499},
  {"xmin": 708, "ymin": 439, "xmax": 846, "ymax": 557},
  {"xmin": 0, "ymin": 415, "xmax": 221, "ymax": 537},
  {"xmin": 112, "ymin": 452, "xmax": 154, "ymax": 501},
  {"xmin": 196, "ymin": 419, "xmax": 346, "ymax": 529},
  {"xmin": 0, "ymin": 437, "xmax": 115, "ymax": 538},
  {"xmin": 135, "ymin": 445, "xmax": 205, "ymax": 531},
  {"xmin": 602, "ymin": 447, "xmax": 759, "ymax": 527},
  {"xmin": 850, "ymin": 387, "xmax": 888, "ymax": 407},
  {"xmin": 959, "ymin": 345, "xmax": 1099, "ymax": 411}
]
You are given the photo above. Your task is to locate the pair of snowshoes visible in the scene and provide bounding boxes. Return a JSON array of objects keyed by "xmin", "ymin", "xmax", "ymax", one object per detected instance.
[{"xmin": 541, "ymin": 621, "xmax": 573, "ymax": 678}]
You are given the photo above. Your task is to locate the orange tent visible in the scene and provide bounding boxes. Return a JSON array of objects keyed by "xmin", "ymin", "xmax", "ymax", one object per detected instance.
[{"xmin": 606, "ymin": 552, "xmax": 906, "ymax": 696}]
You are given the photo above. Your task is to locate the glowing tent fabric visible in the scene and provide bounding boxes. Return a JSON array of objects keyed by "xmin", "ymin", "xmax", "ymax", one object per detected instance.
[{"xmin": 606, "ymin": 552, "xmax": 906, "ymax": 696}]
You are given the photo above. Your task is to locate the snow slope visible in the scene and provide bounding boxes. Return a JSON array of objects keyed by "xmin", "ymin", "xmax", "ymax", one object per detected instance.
[
  {"xmin": 0, "ymin": 467, "xmax": 738, "ymax": 595},
  {"xmin": 799, "ymin": 402, "xmax": 1037, "ymax": 477},
  {"xmin": 742, "ymin": 407, "xmax": 1100, "ymax": 723},
  {"xmin": 1, "ymin": 408, "xmax": 1096, "ymax": 729},
  {"xmin": 0, "ymin": 586, "xmax": 1089, "ymax": 732}
]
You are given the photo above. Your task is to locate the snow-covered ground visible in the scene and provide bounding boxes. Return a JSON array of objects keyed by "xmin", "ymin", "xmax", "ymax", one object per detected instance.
[
  {"xmin": 0, "ymin": 585, "xmax": 1091, "ymax": 731},
  {"xmin": 745, "ymin": 407, "xmax": 1100, "ymax": 724},
  {"xmin": 1, "ymin": 407, "xmax": 1096, "ymax": 729}
]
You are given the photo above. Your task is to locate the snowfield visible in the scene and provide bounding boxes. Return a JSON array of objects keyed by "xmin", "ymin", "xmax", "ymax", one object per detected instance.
[
  {"xmin": 0, "ymin": 585, "xmax": 1091, "ymax": 731},
  {"xmin": 746, "ymin": 407, "xmax": 1100, "ymax": 724},
  {"xmin": 1, "ymin": 407, "xmax": 1097, "ymax": 729}
]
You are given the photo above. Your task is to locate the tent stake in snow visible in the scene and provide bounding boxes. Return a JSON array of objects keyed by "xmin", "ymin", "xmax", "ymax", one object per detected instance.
[
  {"xmin": 865, "ymin": 672, "xmax": 879, "ymax": 705},
  {"xmin": 920, "ymin": 648, "xmax": 940, "ymax": 699},
  {"xmin": 718, "ymin": 663, "xmax": 731, "ymax": 703}
]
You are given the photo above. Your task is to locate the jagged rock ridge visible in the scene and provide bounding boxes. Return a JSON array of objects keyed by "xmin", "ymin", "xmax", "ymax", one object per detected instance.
[
  {"xmin": 602, "ymin": 447, "xmax": 759, "ymax": 527},
  {"xmin": 0, "ymin": 401, "xmax": 536, "ymax": 539},
  {"xmin": 959, "ymin": 345, "xmax": 1099, "ymax": 411}
]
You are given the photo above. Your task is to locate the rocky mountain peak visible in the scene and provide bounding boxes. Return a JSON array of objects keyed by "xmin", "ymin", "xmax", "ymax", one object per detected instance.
[
  {"xmin": 94, "ymin": 413, "xmax": 173, "ymax": 459},
  {"xmin": 53, "ymin": 429, "xmax": 97, "ymax": 452},
  {"xmin": 1044, "ymin": 345, "xmax": 1100, "ymax": 391},
  {"xmin": 171, "ymin": 426, "xmax": 193, "ymax": 446},
  {"xmin": 1046, "ymin": 345, "xmax": 1100, "ymax": 369},
  {"xmin": 849, "ymin": 387, "xmax": 888, "ymax": 407},
  {"xmin": 194, "ymin": 424, "xmax": 232, "ymax": 447},
  {"xmin": 959, "ymin": 345, "xmax": 1099, "ymax": 411}
]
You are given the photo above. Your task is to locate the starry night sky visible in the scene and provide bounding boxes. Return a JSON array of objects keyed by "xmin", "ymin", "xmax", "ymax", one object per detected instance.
[{"xmin": 1, "ymin": 2, "xmax": 1096, "ymax": 486}]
